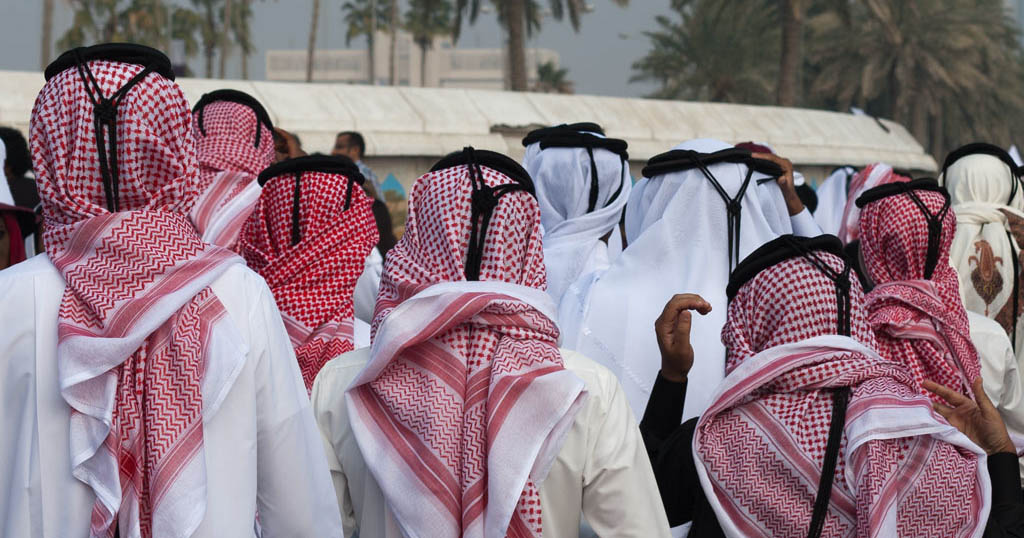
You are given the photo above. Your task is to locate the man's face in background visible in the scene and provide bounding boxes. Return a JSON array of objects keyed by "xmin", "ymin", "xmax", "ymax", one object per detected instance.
[{"xmin": 332, "ymin": 134, "xmax": 360, "ymax": 161}]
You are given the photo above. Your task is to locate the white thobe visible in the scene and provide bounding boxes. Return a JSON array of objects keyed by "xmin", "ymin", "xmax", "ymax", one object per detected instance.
[
  {"xmin": 312, "ymin": 347, "xmax": 671, "ymax": 538},
  {"xmin": 0, "ymin": 255, "xmax": 343, "ymax": 537},
  {"xmin": 969, "ymin": 311, "xmax": 1024, "ymax": 480},
  {"xmin": 354, "ymin": 247, "xmax": 383, "ymax": 324}
]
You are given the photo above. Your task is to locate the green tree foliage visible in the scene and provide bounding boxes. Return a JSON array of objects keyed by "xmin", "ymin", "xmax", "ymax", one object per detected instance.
[
  {"xmin": 631, "ymin": 0, "xmax": 779, "ymax": 103},
  {"xmin": 405, "ymin": 0, "xmax": 454, "ymax": 86},
  {"xmin": 634, "ymin": 0, "xmax": 1024, "ymax": 157},
  {"xmin": 533, "ymin": 60, "xmax": 573, "ymax": 93}
]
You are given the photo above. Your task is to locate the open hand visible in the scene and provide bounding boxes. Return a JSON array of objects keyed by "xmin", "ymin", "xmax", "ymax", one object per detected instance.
[
  {"xmin": 924, "ymin": 378, "xmax": 1015, "ymax": 455},
  {"xmin": 654, "ymin": 294, "xmax": 711, "ymax": 383},
  {"xmin": 752, "ymin": 151, "xmax": 803, "ymax": 216}
]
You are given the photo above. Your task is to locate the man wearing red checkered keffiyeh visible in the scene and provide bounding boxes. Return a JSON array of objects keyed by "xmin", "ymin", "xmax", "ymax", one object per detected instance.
[
  {"xmin": 189, "ymin": 89, "xmax": 275, "ymax": 251},
  {"xmin": 643, "ymin": 236, "xmax": 989, "ymax": 537},
  {"xmin": 0, "ymin": 44, "xmax": 341, "ymax": 537},
  {"xmin": 857, "ymin": 180, "xmax": 983, "ymax": 402},
  {"xmin": 241, "ymin": 156, "xmax": 378, "ymax": 391}
]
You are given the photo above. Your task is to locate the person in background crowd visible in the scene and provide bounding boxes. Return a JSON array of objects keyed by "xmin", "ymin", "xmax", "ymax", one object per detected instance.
[
  {"xmin": 0, "ymin": 139, "xmax": 34, "ymax": 269},
  {"xmin": 274, "ymin": 127, "xmax": 306, "ymax": 162},
  {"xmin": 520, "ymin": 122, "xmax": 631, "ymax": 348},
  {"xmin": 857, "ymin": 178, "xmax": 1024, "ymax": 479},
  {"xmin": 573, "ymin": 138, "xmax": 820, "ymax": 421},
  {"xmin": 189, "ymin": 89, "xmax": 275, "ymax": 251},
  {"xmin": 0, "ymin": 44, "xmax": 341, "ymax": 537},
  {"xmin": 333, "ymin": 129, "xmax": 398, "ymax": 324},
  {"xmin": 312, "ymin": 147, "xmax": 670, "ymax": 537},
  {"xmin": 0, "ymin": 126, "xmax": 42, "ymax": 253},
  {"xmin": 813, "ymin": 165, "xmax": 858, "ymax": 235},
  {"xmin": 642, "ymin": 236, "xmax": 994, "ymax": 537},
  {"xmin": 837, "ymin": 163, "xmax": 907, "ymax": 243},
  {"xmin": 333, "ymin": 130, "xmax": 384, "ymax": 197},
  {"xmin": 941, "ymin": 144, "xmax": 1024, "ymax": 360},
  {"xmin": 241, "ymin": 154, "xmax": 378, "ymax": 391}
]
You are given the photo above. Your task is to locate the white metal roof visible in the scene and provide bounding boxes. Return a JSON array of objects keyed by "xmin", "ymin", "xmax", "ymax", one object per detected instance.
[{"xmin": 0, "ymin": 70, "xmax": 937, "ymax": 171}]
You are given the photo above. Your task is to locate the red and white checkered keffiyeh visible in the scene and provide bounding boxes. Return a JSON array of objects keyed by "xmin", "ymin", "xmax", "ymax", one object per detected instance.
[
  {"xmin": 189, "ymin": 100, "xmax": 274, "ymax": 250},
  {"xmin": 345, "ymin": 162, "xmax": 587, "ymax": 537},
  {"xmin": 860, "ymin": 187, "xmax": 982, "ymax": 402},
  {"xmin": 838, "ymin": 163, "xmax": 909, "ymax": 243},
  {"xmin": 31, "ymin": 59, "xmax": 242, "ymax": 537},
  {"xmin": 240, "ymin": 168, "xmax": 377, "ymax": 391},
  {"xmin": 694, "ymin": 253, "xmax": 989, "ymax": 537}
]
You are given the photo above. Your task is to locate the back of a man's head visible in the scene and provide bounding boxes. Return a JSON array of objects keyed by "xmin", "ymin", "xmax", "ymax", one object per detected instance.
[{"xmin": 0, "ymin": 127, "xmax": 31, "ymax": 178}]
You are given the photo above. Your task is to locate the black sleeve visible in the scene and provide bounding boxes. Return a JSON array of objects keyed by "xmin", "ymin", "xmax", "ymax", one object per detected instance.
[
  {"xmin": 639, "ymin": 372, "xmax": 724, "ymax": 535},
  {"xmin": 985, "ymin": 452, "xmax": 1024, "ymax": 537}
]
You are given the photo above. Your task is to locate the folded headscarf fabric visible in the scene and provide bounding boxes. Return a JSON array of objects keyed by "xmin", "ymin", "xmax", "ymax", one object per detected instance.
[
  {"xmin": 345, "ymin": 154, "xmax": 586, "ymax": 537},
  {"xmin": 859, "ymin": 185, "xmax": 982, "ymax": 401},
  {"xmin": 695, "ymin": 250, "xmax": 988, "ymax": 538},
  {"xmin": 837, "ymin": 163, "xmax": 908, "ymax": 243},
  {"xmin": 190, "ymin": 94, "xmax": 274, "ymax": 250},
  {"xmin": 575, "ymin": 138, "xmax": 792, "ymax": 420},
  {"xmin": 521, "ymin": 125, "xmax": 631, "ymax": 316},
  {"xmin": 241, "ymin": 159, "xmax": 377, "ymax": 390},
  {"xmin": 943, "ymin": 153, "xmax": 1024, "ymax": 356},
  {"xmin": 32, "ymin": 48, "xmax": 242, "ymax": 537}
]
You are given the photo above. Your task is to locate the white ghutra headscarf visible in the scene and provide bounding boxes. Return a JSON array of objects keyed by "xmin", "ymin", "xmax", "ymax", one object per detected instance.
[
  {"xmin": 522, "ymin": 123, "xmax": 631, "ymax": 342},
  {"xmin": 571, "ymin": 138, "xmax": 793, "ymax": 420}
]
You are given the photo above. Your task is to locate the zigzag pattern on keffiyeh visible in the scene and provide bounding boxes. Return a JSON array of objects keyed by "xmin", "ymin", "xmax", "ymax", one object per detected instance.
[
  {"xmin": 32, "ymin": 57, "xmax": 242, "ymax": 538},
  {"xmin": 345, "ymin": 162, "xmax": 586, "ymax": 537},
  {"xmin": 241, "ymin": 167, "xmax": 377, "ymax": 390},
  {"xmin": 860, "ymin": 186, "xmax": 982, "ymax": 401},
  {"xmin": 695, "ymin": 253, "xmax": 988, "ymax": 538}
]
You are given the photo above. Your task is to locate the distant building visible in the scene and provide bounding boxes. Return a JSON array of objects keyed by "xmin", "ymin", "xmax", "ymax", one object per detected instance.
[{"xmin": 265, "ymin": 30, "xmax": 559, "ymax": 90}]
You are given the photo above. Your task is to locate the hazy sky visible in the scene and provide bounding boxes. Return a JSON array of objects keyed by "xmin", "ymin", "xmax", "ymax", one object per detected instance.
[{"xmin": 0, "ymin": 0, "xmax": 674, "ymax": 97}]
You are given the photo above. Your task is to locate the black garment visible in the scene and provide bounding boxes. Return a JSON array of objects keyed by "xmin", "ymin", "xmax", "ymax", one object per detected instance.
[
  {"xmin": 371, "ymin": 199, "xmax": 397, "ymax": 258},
  {"xmin": 639, "ymin": 371, "xmax": 1024, "ymax": 537},
  {"xmin": 6, "ymin": 175, "xmax": 39, "ymax": 241}
]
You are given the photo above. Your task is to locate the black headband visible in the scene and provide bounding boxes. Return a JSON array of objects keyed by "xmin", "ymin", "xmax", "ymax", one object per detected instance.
[
  {"xmin": 643, "ymin": 147, "xmax": 784, "ymax": 271},
  {"xmin": 942, "ymin": 142, "xmax": 1022, "ymax": 205},
  {"xmin": 258, "ymin": 155, "xmax": 366, "ymax": 246},
  {"xmin": 430, "ymin": 147, "xmax": 536, "ymax": 281},
  {"xmin": 856, "ymin": 179, "xmax": 951, "ymax": 279},
  {"xmin": 728, "ymin": 234, "xmax": 853, "ymax": 336},
  {"xmin": 45, "ymin": 44, "xmax": 175, "ymax": 212},
  {"xmin": 45, "ymin": 43, "xmax": 175, "ymax": 81},
  {"xmin": 193, "ymin": 89, "xmax": 274, "ymax": 148},
  {"xmin": 522, "ymin": 123, "xmax": 629, "ymax": 213}
]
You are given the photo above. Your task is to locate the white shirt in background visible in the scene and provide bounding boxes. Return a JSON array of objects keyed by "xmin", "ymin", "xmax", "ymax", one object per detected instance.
[{"xmin": 312, "ymin": 347, "xmax": 671, "ymax": 538}]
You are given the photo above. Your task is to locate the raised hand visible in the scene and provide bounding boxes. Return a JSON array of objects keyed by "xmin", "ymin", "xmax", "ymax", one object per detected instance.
[
  {"xmin": 752, "ymin": 151, "xmax": 803, "ymax": 216},
  {"xmin": 654, "ymin": 294, "xmax": 712, "ymax": 383},
  {"xmin": 924, "ymin": 378, "xmax": 1016, "ymax": 455}
]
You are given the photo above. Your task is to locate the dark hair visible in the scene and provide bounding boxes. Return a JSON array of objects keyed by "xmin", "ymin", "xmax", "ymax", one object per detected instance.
[
  {"xmin": 0, "ymin": 127, "xmax": 31, "ymax": 177},
  {"xmin": 336, "ymin": 131, "xmax": 366, "ymax": 158}
]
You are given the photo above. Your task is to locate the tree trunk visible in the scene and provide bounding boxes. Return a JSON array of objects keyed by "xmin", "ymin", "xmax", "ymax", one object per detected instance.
[
  {"xmin": 369, "ymin": 0, "xmax": 377, "ymax": 85},
  {"xmin": 505, "ymin": 0, "xmax": 528, "ymax": 91},
  {"xmin": 930, "ymin": 110, "xmax": 944, "ymax": 159},
  {"xmin": 40, "ymin": 0, "xmax": 53, "ymax": 69},
  {"xmin": 241, "ymin": 49, "xmax": 249, "ymax": 79},
  {"xmin": 389, "ymin": 0, "xmax": 398, "ymax": 85},
  {"xmin": 419, "ymin": 42, "xmax": 428, "ymax": 87},
  {"xmin": 205, "ymin": 47, "xmax": 214, "ymax": 78},
  {"xmin": 776, "ymin": 0, "xmax": 803, "ymax": 106},
  {"xmin": 306, "ymin": 0, "xmax": 319, "ymax": 82},
  {"xmin": 910, "ymin": 93, "xmax": 928, "ymax": 147},
  {"xmin": 220, "ymin": 0, "xmax": 232, "ymax": 78}
]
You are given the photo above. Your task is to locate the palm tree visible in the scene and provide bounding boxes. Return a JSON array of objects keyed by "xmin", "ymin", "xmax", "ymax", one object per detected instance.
[
  {"xmin": 533, "ymin": 60, "xmax": 573, "ymax": 93},
  {"xmin": 306, "ymin": 0, "xmax": 320, "ymax": 82},
  {"xmin": 454, "ymin": 0, "xmax": 628, "ymax": 92},
  {"xmin": 41, "ymin": 0, "xmax": 54, "ymax": 68},
  {"xmin": 631, "ymin": 0, "xmax": 778, "ymax": 103},
  {"xmin": 388, "ymin": 0, "xmax": 399, "ymax": 85},
  {"xmin": 219, "ymin": 0, "xmax": 233, "ymax": 78},
  {"xmin": 230, "ymin": 0, "xmax": 254, "ymax": 79},
  {"xmin": 343, "ymin": 0, "xmax": 392, "ymax": 85},
  {"xmin": 58, "ymin": 0, "xmax": 122, "ymax": 50},
  {"xmin": 405, "ymin": 0, "xmax": 454, "ymax": 86},
  {"xmin": 807, "ymin": 0, "xmax": 1024, "ymax": 154}
]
